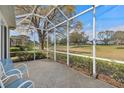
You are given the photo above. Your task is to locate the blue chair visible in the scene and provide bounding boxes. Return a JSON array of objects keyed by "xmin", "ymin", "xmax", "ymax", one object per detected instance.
[
  {"xmin": 0, "ymin": 61, "xmax": 22, "ymax": 81},
  {"xmin": 0, "ymin": 61, "xmax": 34, "ymax": 88},
  {"xmin": 1, "ymin": 58, "xmax": 29, "ymax": 78}
]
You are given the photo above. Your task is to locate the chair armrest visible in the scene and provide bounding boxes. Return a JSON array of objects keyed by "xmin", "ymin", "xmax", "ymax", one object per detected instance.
[
  {"xmin": 15, "ymin": 63, "xmax": 27, "ymax": 69},
  {"xmin": 17, "ymin": 80, "xmax": 34, "ymax": 88},
  {"xmin": 2, "ymin": 74, "xmax": 20, "ymax": 82},
  {"xmin": 6, "ymin": 68, "xmax": 22, "ymax": 77},
  {"xmin": 0, "ymin": 74, "xmax": 20, "ymax": 88},
  {"xmin": 15, "ymin": 63, "xmax": 29, "ymax": 78}
]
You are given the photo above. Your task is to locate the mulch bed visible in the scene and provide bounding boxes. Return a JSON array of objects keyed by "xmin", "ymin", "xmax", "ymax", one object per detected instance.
[
  {"xmin": 97, "ymin": 74, "xmax": 124, "ymax": 88},
  {"xmin": 57, "ymin": 60, "xmax": 124, "ymax": 88}
]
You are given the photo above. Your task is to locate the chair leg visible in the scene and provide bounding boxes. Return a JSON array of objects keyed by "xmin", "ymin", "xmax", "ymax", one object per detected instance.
[
  {"xmin": 19, "ymin": 73, "xmax": 23, "ymax": 78},
  {"xmin": 27, "ymin": 70, "xmax": 29, "ymax": 78}
]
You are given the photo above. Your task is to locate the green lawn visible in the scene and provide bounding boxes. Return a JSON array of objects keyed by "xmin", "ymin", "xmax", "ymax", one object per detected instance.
[{"xmin": 56, "ymin": 45, "xmax": 124, "ymax": 61}]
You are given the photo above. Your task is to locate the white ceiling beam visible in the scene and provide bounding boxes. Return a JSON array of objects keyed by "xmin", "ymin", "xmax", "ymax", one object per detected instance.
[
  {"xmin": 35, "ymin": 27, "xmax": 46, "ymax": 31},
  {"xmin": 45, "ymin": 6, "xmax": 58, "ymax": 17},
  {"xmin": 16, "ymin": 13, "xmax": 32, "ymax": 19},
  {"xmin": 48, "ymin": 5, "xmax": 100, "ymax": 31},
  {"xmin": 57, "ymin": 7, "xmax": 68, "ymax": 20},
  {"xmin": 46, "ymin": 18, "xmax": 66, "ymax": 36},
  {"xmin": 48, "ymin": 19, "xmax": 66, "ymax": 31},
  {"xmin": 17, "ymin": 6, "xmax": 37, "ymax": 26},
  {"xmin": 28, "ymin": 5, "xmax": 38, "ymax": 29},
  {"xmin": 34, "ymin": 13, "xmax": 45, "ymax": 18},
  {"xmin": 17, "ymin": 13, "xmax": 32, "ymax": 25}
]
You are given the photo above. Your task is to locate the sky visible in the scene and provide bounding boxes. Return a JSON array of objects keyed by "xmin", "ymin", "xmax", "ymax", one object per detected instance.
[
  {"xmin": 75, "ymin": 5, "xmax": 124, "ymax": 40},
  {"xmin": 10, "ymin": 5, "xmax": 124, "ymax": 41},
  {"xmin": 75, "ymin": 5, "xmax": 124, "ymax": 31}
]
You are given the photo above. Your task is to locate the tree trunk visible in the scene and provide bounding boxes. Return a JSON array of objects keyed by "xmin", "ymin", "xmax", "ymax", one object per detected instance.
[
  {"xmin": 37, "ymin": 29, "xmax": 46, "ymax": 50},
  {"xmin": 41, "ymin": 35, "xmax": 45, "ymax": 50}
]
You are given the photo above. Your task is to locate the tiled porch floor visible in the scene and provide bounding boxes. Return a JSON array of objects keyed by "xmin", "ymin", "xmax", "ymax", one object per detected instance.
[{"xmin": 14, "ymin": 59, "xmax": 114, "ymax": 88}]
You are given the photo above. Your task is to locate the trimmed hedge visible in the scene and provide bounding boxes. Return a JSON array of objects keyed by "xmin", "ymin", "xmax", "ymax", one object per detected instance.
[
  {"xmin": 70, "ymin": 55, "xmax": 93, "ymax": 75},
  {"xmin": 48, "ymin": 52, "xmax": 54, "ymax": 60},
  {"xmin": 56, "ymin": 53, "xmax": 67, "ymax": 63},
  {"xmin": 11, "ymin": 50, "xmax": 124, "ymax": 86},
  {"xmin": 10, "ymin": 47, "xmax": 20, "ymax": 52},
  {"xmin": 97, "ymin": 60, "xmax": 124, "ymax": 83},
  {"xmin": 11, "ymin": 52, "xmax": 46, "ymax": 62},
  {"xmin": 55, "ymin": 53, "xmax": 124, "ymax": 85}
]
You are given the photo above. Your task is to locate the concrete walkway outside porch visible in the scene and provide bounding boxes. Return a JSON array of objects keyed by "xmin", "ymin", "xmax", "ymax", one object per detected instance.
[{"xmin": 14, "ymin": 59, "xmax": 114, "ymax": 88}]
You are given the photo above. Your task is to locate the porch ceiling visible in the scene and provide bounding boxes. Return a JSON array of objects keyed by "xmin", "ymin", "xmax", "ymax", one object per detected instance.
[{"xmin": 0, "ymin": 5, "xmax": 16, "ymax": 29}]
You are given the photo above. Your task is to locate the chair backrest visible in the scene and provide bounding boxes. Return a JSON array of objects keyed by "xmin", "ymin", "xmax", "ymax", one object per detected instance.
[
  {"xmin": 1, "ymin": 58, "xmax": 14, "ymax": 72},
  {"xmin": 2, "ymin": 58, "xmax": 13, "ymax": 66},
  {"xmin": 0, "ymin": 61, "xmax": 6, "ymax": 77},
  {"xmin": 0, "ymin": 61, "xmax": 3, "ymax": 79},
  {"xmin": 0, "ymin": 61, "xmax": 5, "ymax": 88}
]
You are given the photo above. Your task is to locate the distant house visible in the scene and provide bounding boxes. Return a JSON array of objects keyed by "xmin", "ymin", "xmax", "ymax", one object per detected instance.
[
  {"xmin": 108, "ymin": 41, "xmax": 115, "ymax": 45},
  {"xmin": 96, "ymin": 40, "xmax": 104, "ymax": 45},
  {"xmin": 114, "ymin": 39, "xmax": 124, "ymax": 45},
  {"xmin": 86, "ymin": 41, "xmax": 92, "ymax": 45},
  {"xmin": 10, "ymin": 35, "xmax": 30, "ymax": 47}
]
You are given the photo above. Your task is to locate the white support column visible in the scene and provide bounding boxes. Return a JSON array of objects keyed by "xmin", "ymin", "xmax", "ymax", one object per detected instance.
[
  {"xmin": 67, "ymin": 21, "xmax": 69, "ymax": 66},
  {"xmin": 93, "ymin": 5, "xmax": 96, "ymax": 78},
  {"xmin": 0, "ymin": 19, "xmax": 1, "ymax": 60},
  {"xmin": 33, "ymin": 30, "xmax": 36, "ymax": 60},
  {"xmin": 6, "ymin": 26, "xmax": 10, "ymax": 59},
  {"xmin": 1, "ymin": 25, "xmax": 4, "ymax": 60},
  {"xmin": 47, "ymin": 30, "xmax": 49, "ymax": 59},
  {"xmin": 54, "ymin": 29, "xmax": 56, "ymax": 61}
]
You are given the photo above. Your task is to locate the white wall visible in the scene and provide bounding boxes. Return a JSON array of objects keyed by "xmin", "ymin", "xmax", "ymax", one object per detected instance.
[
  {"xmin": 0, "ymin": 5, "xmax": 16, "ymax": 60},
  {"xmin": 0, "ymin": 6, "xmax": 16, "ymax": 29},
  {"xmin": 0, "ymin": 12, "xmax": 9, "ymax": 60},
  {"xmin": 0, "ymin": 18, "xmax": 1, "ymax": 60}
]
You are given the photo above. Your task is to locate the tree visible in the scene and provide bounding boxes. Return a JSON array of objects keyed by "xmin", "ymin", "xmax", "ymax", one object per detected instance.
[
  {"xmin": 70, "ymin": 32, "xmax": 82, "ymax": 45},
  {"xmin": 10, "ymin": 35, "xmax": 30, "ymax": 47},
  {"xmin": 112, "ymin": 31, "xmax": 124, "ymax": 45},
  {"xmin": 97, "ymin": 30, "xmax": 114, "ymax": 45},
  {"xmin": 75, "ymin": 21, "xmax": 83, "ymax": 30},
  {"xmin": 69, "ymin": 21, "xmax": 88, "ymax": 45},
  {"xmin": 59, "ymin": 37, "xmax": 67, "ymax": 45},
  {"xmin": 16, "ymin": 5, "xmax": 76, "ymax": 50},
  {"xmin": 70, "ymin": 31, "xmax": 88, "ymax": 45}
]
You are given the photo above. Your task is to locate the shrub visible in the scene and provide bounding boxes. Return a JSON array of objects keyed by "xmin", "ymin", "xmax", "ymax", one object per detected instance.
[
  {"xmin": 11, "ymin": 51, "xmax": 46, "ymax": 62},
  {"xmin": 70, "ymin": 55, "xmax": 92, "ymax": 75},
  {"xmin": 56, "ymin": 53, "xmax": 67, "ymax": 63},
  {"xmin": 96, "ymin": 60, "xmax": 124, "ymax": 83},
  {"xmin": 36, "ymin": 52, "xmax": 46, "ymax": 59},
  {"xmin": 48, "ymin": 52, "xmax": 54, "ymax": 60},
  {"xmin": 56, "ymin": 53, "xmax": 93, "ymax": 75},
  {"xmin": 10, "ymin": 47, "xmax": 20, "ymax": 52},
  {"xmin": 54, "ymin": 53, "xmax": 124, "ymax": 84},
  {"xmin": 11, "ymin": 56, "xmax": 20, "ymax": 62},
  {"xmin": 116, "ymin": 46, "xmax": 124, "ymax": 49},
  {"xmin": 11, "ymin": 50, "xmax": 124, "ymax": 85}
]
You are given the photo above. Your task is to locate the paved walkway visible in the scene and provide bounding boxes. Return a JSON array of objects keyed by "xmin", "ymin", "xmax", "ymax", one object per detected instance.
[{"xmin": 15, "ymin": 59, "xmax": 114, "ymax": 88}]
